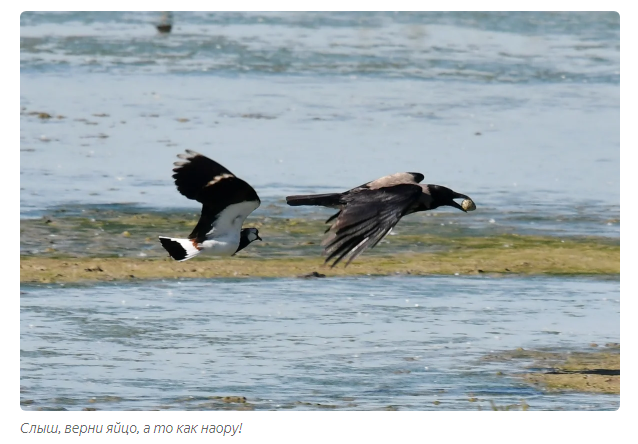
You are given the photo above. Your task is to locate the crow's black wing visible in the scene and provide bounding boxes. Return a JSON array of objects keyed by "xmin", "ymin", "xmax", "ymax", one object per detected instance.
[{"xmin": 322, "ymin": 184, "xmax": 422, "ymax": 267}]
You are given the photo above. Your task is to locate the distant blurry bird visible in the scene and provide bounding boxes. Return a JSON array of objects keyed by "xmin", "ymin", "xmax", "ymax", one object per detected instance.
[
  {"xmin": 158, "ymin": 150, "xmax": 262, "ymax": 261},
  {"xmin": 286, "ymin": 172, "xmax": 476, "ymax": 267},
  {"xmin": 156, "ymin": 11, "xmax": 173, "ymax": 34}
]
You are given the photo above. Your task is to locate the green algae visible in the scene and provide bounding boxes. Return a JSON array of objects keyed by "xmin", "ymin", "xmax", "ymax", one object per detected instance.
[
  {"xmin": 20, "ymin": 212, "xmax": 619, "ymax": 283},
  {"xmin": 483, "ymin": 347, "xmax": 620, "ymax": 395},
  {"xmin": 479, "ymin": 400, "xmax": 530, "ymax": 411}
]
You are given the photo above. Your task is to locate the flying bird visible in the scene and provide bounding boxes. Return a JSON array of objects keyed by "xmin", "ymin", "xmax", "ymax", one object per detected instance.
[
  {"xmin": 158, "ymin": 150, "xmax": 262, "ymax": 261},
  {"xmin": 286, "ymin": 172, "xmax": 476, "ymax": 267}
]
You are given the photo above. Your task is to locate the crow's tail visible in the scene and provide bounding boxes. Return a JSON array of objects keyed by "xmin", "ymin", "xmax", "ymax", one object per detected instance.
[{"xmin": 285, "ymin": 193, "xmax": 342, "ymax": 207}]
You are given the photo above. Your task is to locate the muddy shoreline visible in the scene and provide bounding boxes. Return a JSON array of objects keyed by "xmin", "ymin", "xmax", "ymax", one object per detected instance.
[
  {"xmin": 21, "ymin": 212, "xmax": 619, "ymax": 283},
  {"xmin": 20, "ymin": 211, "xmax": 620, "ymax": 399},
  {"xmin": 484, "ymin": 345, "xmax": 620, "ymax": 395}
]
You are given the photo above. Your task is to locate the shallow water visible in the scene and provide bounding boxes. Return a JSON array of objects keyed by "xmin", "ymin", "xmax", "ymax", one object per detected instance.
[
  {"xmin": 20, "ymin": 276, "xmax": 619, "ymax": 411},
  {"xmin": 20, "ymin": 12, "xmax": 619, "ymax": 237},
  {"xmin": 20, "ymin": 12, "xmax": 620, "ymax": 411}
]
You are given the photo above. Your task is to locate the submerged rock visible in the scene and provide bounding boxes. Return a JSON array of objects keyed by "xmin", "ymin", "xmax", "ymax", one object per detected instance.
[{"xmin": 298, "ymin": 271, "xmax": 326, "ymax": 278}]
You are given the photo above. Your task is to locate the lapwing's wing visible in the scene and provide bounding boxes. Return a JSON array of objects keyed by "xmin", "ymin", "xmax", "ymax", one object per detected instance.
[
  {"xmin": 173, "ymin": 149, "xmax": 236, "ymax": 201},
  {"xmin": 322, "ymin": 184, "xmax": 423, "ymax": 267},
  {"xmin": 172, "ymin": 150, "xmax": 260, "ymax": 243}
]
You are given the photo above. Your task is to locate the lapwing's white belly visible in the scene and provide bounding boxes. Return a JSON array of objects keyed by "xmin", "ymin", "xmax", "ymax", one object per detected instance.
[
  {"xmin": 199, "ymin": 201, "xmax": 258, "ymax": 256},
  {"xmin": 199, "ymin": 236, "xmax": 240, "ymax": 256}
]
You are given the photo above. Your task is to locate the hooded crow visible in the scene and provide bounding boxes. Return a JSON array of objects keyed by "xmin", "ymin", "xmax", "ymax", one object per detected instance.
[
  {"xmin": 286, "ymin": 172, "xmax": 476, "ymax": 267},
  {"xmin": 158, "ymin": 150, "xmax": 262, "ymax": 261}
]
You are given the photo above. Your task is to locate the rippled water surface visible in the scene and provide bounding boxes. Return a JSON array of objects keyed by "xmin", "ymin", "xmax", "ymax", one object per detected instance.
[
  {"xmin": 21, "ymin": 276, "xmax": 620, "ymax": 411},
  {"xmin": 20, "ymin": 12, "xmax": 620, "ymax": 411},
  {"xmin": 20, "ymin": 11, "xmax": 619, "ymax": 235}
]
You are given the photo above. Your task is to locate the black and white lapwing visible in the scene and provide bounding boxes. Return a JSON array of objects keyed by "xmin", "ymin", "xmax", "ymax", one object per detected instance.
[
  {"xmin": 286, "ymin": 172, "xmax": 476, "ymax": 267},
  {"xmin": 158, "ymin": 150, "xmax": 262, "ymax": 261}
]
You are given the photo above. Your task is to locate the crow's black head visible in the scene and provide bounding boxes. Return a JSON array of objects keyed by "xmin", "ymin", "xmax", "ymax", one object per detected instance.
[{"xmin": 428, "ymin": 185, "xmax": 473, "ymax": 212}]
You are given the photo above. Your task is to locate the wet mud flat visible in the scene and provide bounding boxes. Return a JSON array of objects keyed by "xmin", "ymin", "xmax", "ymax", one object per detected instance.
[
  {"xmin": 484, "ymin": 344, "xmax": 620, "ymax": 395},
  {"xmin": 20, "ymin": 210, "xmax": 619, "ymax": 283}
]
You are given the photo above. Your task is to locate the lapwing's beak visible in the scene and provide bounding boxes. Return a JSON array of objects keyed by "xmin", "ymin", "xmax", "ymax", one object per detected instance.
[{"xmin": 256, "ymin": 235, "xmax": 263, "ymax": 241}]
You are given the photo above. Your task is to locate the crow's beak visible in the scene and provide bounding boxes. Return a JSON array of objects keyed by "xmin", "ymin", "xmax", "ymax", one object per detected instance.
[
  {"xmin": 452, "ymin": 192, "xmax": 470, "ymax": 200},
  {"xmin": 449, "ymin": 200, "xmax": 467, "ymax": 213},
  {"xmin": 451, "ymin": 192, "xmax": 475, "ymax": 212}
]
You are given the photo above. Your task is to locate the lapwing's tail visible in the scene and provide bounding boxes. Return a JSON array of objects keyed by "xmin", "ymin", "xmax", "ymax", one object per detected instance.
[
  {"xmin": 158, "ymin": 236, "xmax": 201, "ymax": 261},
  {"xmin": 285, "ymin": 193, "xmax": 342, "ymax": 207}
]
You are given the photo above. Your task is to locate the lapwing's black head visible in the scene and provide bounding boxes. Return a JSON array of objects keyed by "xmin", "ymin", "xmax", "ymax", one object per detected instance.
[
  {"xmin": 234, "ymin": 228, "xmax": 262, "ymax": 255},
  {"xmin": 245, "ymin": 227, "xmax": 262, "ymax": 242},
  {"xmin": 428, "ymin": 185, "xmax": 475, "ymax": 212}
]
